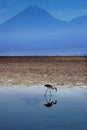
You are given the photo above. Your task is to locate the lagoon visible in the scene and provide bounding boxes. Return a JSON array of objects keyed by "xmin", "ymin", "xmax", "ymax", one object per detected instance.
[{"xmin": 0, "ymin": 86, "xmax": 87, "ymax": 130}]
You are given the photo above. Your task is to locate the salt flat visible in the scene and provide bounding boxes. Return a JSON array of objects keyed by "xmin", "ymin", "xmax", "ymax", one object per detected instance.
[{"xmin": 0, "ymin": 56, "xmax": 87, "ymax": 87}]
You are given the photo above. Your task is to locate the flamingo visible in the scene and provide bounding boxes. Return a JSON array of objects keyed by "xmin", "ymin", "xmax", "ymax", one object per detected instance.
[
  {"xmin": 44, "ymin": 84, "xmax": 57, "ymax": 91},
  {"xmin": 44, "ymin": 84, "xmax": 57, "ymax": 96},
  {"xmin": 44, "ymin": 84, "xmax": 57, "ymax": 108}
]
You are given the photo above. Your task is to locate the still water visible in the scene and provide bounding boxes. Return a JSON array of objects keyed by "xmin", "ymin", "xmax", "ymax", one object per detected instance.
[{"xmin": 0, "ymin": 86, "xmax": 87, "ymax": 130}]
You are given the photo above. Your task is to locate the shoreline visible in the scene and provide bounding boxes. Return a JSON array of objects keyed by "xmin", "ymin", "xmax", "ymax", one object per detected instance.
[{"xmin": 0, "ymin": 84, "xmax": 87, "ymax": 89}]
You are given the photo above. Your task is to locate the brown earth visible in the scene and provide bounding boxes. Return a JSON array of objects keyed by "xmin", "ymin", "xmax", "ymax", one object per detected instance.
[{"xmin": 0, "ymin": 56, "xmax": 87, "ymax": 87}]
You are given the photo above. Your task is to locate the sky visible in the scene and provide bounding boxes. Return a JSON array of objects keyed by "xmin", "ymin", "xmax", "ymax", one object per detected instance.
[{"xmin": 0, "ymin": 0, "xmax": 87, "ymax": 23}]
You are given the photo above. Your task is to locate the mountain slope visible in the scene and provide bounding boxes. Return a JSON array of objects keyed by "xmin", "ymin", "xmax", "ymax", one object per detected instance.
[
  {"xmin": 71, "ymin": 15, "xmax": 87, "ymax": 25},
  {"xmin": 69, "ymin": 15, "xmax": 87, "ymax": 29}
]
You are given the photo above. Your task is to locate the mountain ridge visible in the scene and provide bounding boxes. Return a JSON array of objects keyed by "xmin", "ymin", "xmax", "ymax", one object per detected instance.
[
  {"xmin": 0, "ymin": 5, "xmax": 66, "ymax": 25},
  {"xmin": 0, "ymin": 5, "xmax": 87, "ymax": 25}
]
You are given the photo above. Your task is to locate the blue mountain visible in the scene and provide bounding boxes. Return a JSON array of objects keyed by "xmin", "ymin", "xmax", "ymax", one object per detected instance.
[
  {"xmin": 0, "ymin": 5, "xmax": 87, "ymax": 55},
  {"xmin": 0, "ymin": 5, "xmax": 66, "ymax": 31},
  {"xmin": 70, "ymin": 15, "xmax": 87, "ymax": 27}
]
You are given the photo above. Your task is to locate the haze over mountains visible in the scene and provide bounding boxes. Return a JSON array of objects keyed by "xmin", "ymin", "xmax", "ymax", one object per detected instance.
[{"xmin": 0, "ymin": 5, "xmax": 87, "ymax": 56}]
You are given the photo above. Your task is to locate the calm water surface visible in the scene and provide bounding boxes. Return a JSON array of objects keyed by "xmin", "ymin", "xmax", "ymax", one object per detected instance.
[{"xmin": 0, "ymin": 86, "xmax": 87, "ymax": 130}]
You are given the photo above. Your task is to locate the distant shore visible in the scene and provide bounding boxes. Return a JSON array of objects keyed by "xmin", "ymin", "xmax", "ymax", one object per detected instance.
[{"xmin": 0, "ymin": 56, "xmax": 87, "ymax": 87}]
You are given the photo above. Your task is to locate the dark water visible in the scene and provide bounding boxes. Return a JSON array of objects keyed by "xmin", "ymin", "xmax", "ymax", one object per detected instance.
[{"xmin": 0, "ymin": 86, "xmax": 87, "ymax": 130}]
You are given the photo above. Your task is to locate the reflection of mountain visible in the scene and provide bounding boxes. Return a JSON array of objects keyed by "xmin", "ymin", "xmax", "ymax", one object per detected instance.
[{"xmin": 0, "ymin": 5, "xmax": 87, "ymax": 55}]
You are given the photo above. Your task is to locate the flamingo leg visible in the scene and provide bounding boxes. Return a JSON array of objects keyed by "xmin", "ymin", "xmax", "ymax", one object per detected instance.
[
  {"xmin": 44, "ymin": 94, "xmax": 49, "ymax": 103},
  {"xmin": 44, "ymin": 88, "xmax": 48, "ymax": 96},
  {"xmin": 49, "ymin": 89, "xmax": 52, "ymax": 97}
]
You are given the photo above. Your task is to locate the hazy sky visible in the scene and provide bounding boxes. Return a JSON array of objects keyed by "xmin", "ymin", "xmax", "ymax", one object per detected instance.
[{"xmin": 0, "ymin": 0, "xmax": 87, "ymax": 23}]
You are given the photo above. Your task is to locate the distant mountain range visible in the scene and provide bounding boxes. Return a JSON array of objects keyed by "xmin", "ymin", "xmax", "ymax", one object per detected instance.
[{"xmin": 0, "ymin": 5, "xmax": 87, "ymax": 56}]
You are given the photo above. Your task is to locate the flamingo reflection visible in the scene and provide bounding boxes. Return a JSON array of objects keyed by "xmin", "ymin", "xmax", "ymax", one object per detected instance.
[{"xmin": 44, "ymin": 84, "xmax": 57, "ymax": 108}]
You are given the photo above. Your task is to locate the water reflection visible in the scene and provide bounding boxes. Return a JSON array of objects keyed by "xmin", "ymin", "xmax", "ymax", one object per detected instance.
[
  {"xmin": 0, "ymin": 86, "xmax": 87, "ymax": 130},
  {"xmin": 44, "ymin": 84, "xmax": 57, "ymax": 108}
]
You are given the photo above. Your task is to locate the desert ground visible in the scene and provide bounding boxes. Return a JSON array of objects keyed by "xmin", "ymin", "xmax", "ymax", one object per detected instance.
[{"xmin": 0, "ymin": 56, "xmax": 87, "ymax": 87}]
